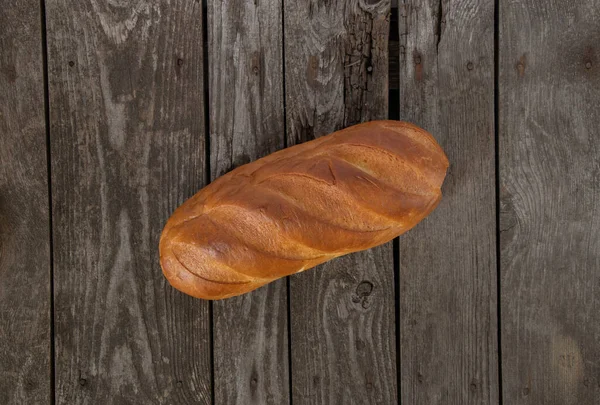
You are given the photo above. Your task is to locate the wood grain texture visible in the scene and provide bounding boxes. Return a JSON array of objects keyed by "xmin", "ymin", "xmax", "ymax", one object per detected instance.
[
  {"xmin": 208, "ymin": 1, "xmax": 288, "ymax": 404},
  {"xmin": 46, "ymin": 1, "xmax": 210, "ymax": 403},
  {"xmin": 397, "ymin": 0, "xmax": 498, "ymax": 403},
  {"xmin": 284, "ymin": 1, "xmax": 397, "ymax": 403},
  {"xmin": 0, "ymin": 1, "xmax": 51, "ymax": 403},
  {"xmin": 500, "ymin": 1, "xmax": 600, "ymax": 403}
]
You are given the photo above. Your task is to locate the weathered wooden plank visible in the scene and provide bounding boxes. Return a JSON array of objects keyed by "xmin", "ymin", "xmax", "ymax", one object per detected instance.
[
  {"xmin": 208, "ymin": 1, "xmax": 289, "ymax": 404},
  {"xmin": 284, "ymin": 2, "xmax": 396, "ymax": 403},
  {"xmin": 500, "ymin": 1, "xmax": 600, "ymax": 403},
  {"xmin": 46, "ymin": 1, "xmax": 211, "ymax": 403},
  {"xmin": 0, "ymin": 1, "xmax": 51, "ymax": 403},
  {"xmin": 397, "ymin": 0, "xmax": 498, "ymax": 403}
]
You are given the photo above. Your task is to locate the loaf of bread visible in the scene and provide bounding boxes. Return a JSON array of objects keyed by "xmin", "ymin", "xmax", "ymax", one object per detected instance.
[{"xmin": 159, "ymin": 120, "xmax": 449, "ymax": 300}]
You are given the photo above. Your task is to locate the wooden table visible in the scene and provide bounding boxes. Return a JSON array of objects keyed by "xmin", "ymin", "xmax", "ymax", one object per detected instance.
[{"xmin": 1, "ymin": 0, "xmax": 598, "ymax": 404}]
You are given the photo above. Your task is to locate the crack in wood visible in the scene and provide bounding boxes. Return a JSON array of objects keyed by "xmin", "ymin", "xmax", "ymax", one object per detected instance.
[{"xmin": 436, "ymin": 0, "xmax": 443, "ymax": 53}]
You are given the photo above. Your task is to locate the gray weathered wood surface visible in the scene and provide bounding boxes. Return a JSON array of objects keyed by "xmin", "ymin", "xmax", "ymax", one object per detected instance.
[
  {"xmin": 284, "ymin": 1, "xmax": 397, "ymax": 404},
  {"xmin": 499, "ymin": 1, "xmax": 600, "ymax": 404},
  {"xmin": 208, "ymin": 1, "xmax": 289, "ymax": 404},
  {"xmin": 0, "ymin": 1, "xmax": 51, "ymax": 403},
  {"xmin": 1, "ymin": 0, "xmax": 600, "ymax": 404},
  {"xmin": 397, "ymin": 0, "xmax": 498, "ymax": 403},
  {"xmin": 46, "ymin": 1, "xmax": 210, "ymax": 403}
]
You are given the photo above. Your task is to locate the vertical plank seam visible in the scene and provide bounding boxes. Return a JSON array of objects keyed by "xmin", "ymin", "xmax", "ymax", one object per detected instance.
[
  {"xmin": 494, "ymin": 0, "xmax": 504, "ymax": 402},
  {"xmin": 202, "ymin": 1, "xmax": 215, "ymax": 404},
  {"xmin": 39, "ymin": 0, "xmax": 56, "ymax": 403},
  {"xmin": 281, "ymin": 1, "xmax": 293, "ymax": 404},
  {"xmin": 202, "ymin": 0, "xmax": 211, "ymax": 186},
  {"xmin": 393, "ymin": 239, "xmax": 401, "ymax": 405},
  {"xmin": 281, "ymin": 2, "xmax": 288, "ymax": 156},
  {"xmin": 389, "ymin": 4, "xmax": 401, "ymax": 404}
]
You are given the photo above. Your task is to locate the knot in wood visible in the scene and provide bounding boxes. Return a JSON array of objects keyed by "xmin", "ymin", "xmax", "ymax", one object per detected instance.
[
  {"xmin": 356, "ymin": 280, "xmax": 373, "ymax": 297},
  {"xmin": 470, "ymin": 379, "xmax": 478, "ymax": 392}
]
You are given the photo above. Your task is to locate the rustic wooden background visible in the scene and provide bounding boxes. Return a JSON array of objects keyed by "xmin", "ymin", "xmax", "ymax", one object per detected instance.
[{"xmin": 1, "ymin": 0, "xmax": 598, "ymax": 404}]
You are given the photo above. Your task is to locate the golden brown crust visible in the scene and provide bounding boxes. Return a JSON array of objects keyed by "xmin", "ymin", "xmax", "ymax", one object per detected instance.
[{"xmin": 159, "ymin": 120, "xmax": 449, "ymax": 300}]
